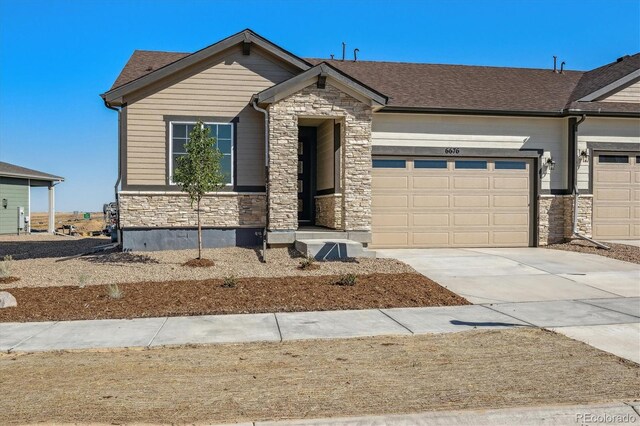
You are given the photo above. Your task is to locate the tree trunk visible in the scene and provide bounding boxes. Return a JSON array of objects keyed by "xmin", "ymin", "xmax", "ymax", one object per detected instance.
[{"xmin": 197, "ymin": 197, "xmax": 202, "ymax": 259}]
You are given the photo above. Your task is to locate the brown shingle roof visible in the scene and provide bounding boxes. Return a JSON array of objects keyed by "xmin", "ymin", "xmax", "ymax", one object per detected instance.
[
  {"xmin": 107, "ymin": 48, "xmax": 639, "ymax": 115},
  {"xmin": 0, "ymin": 162, "xmax": 64, "ymax": 181}
]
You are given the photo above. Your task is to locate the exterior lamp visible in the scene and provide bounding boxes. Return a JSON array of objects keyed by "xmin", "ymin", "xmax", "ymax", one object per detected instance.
[
  {"xmin": 2, "ymin": 199, "xmax": 7, "ymax": 209},
  {"xmin": 579, "ymin": 149, "xmax": 589, "ymax": 162},
  {"xmin": 544, "ymin": 156, "xmax": 556, "ymax": 171}
]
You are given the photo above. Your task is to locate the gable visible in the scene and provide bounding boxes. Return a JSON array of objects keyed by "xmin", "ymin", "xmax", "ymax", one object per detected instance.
[{"xmin": 600, "ymin": 79, "xmax": 640, "ymax": 103}]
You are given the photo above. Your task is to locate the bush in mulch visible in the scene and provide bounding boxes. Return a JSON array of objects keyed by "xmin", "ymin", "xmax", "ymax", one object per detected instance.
[
  {"xmin": 0, "ymin": 276, "xmax": 20, "ymax": 284},
  {"xmin": 183, "ymin": 258, "xmax": 215, "ymax": 268},
  {"xmin": 334, "ymin": 274, "xmax": 357, "ymax": 286},
  {"xmin": 298, "ymin": 256, "xmax": 320, "ymax": 270}
]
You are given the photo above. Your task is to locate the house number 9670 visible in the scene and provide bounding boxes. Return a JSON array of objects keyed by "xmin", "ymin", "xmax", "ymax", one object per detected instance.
[{"xmin": 444, "ymin": 148, "xmax": 460, "ymax": 154}]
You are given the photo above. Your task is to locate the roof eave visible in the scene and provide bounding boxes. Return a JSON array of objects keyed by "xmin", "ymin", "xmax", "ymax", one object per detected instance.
[{"xmin": 576, "ymin": 69, "xmax": 640, "ymax": 102}]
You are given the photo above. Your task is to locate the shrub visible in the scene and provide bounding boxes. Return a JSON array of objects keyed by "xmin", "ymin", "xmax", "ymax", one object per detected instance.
[
  {"xmin": 335, "ymin": 274, "xmax": 357, "ymax": 286},
  {"xmin": 299, "ymin": 256, "xmax": 319, "ymax": 270},
  {"xmin": 106, "ymin": 283, "xmax": 123, "ymax": 299},
  {"xmin": 222, "ymin": 276, "xmax": 237, "ymax": 288},
  {"xmin": 0, "ymin": 255, "xmax": 12, "ymax": 278}
]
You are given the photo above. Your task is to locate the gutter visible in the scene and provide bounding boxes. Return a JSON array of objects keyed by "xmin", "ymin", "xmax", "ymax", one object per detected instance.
[
  {"xmin": 102, "ymin": 97, "xmax": 122, "ymax": 244},
  {"xmin": 570, "ymin": 115, "xmax": 609, "ymax": 250},
  {"xmin": 252, "ymin": 98, "xmax": 269, "ymax": 262}
]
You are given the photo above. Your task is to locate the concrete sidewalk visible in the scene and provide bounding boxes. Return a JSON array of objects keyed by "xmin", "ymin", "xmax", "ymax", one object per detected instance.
[
  {"xmin": 238, "ymin": 402, "xmax": 640, "ymax": 426},
  {"xmin": 2, "ymin": 297, "xmax": 638, "ymax": 361}
]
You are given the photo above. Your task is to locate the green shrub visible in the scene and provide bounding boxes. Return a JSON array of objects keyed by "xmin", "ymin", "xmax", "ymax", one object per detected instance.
[
  {"xmin": 299, "ymin": 256, "xmax": 318, "ymax": 270},
  {"xmin": 222, "ymin": 276, "xmax": 237, "ymax": 288},
  {"xmin": 335, "ymin": 274, "xmax": 357, "ymax": 286},
  {"xmin": 106, "ymin": 283, "xmax": 123, "ymax": 299}
]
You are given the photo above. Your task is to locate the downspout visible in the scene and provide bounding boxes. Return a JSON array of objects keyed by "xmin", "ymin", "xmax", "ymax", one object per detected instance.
[
  {"xmin": 571, "ymin": 114, "xmax": 609, "ymax": 249},
  {"xmin": 103, "ymin": 98, "xmax": 122, "ymax": 245},
  {"xmin": 252, "ymin": 98, "xmax": 269, "ymax": 262}
]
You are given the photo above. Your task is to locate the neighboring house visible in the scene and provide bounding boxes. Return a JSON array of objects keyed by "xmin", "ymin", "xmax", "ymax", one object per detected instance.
[
  {"xmin": 101, "ymin": 29, "xmax": 640, "ymax": 251},
  {"xmin": 0, "ymin": 162, "xmax": 64, "ymax": 234}
]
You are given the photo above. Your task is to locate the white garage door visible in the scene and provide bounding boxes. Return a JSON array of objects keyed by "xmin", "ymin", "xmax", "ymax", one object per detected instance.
[
  {"xmin": 592, "ymin": 152, "xmax": 640, "ymax": 240},
  {"xmin": 371, "ymin": 157, "xmax": 533, "ymax": 248}
]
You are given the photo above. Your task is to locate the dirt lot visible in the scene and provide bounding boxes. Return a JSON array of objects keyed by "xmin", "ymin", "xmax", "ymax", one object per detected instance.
[
  {"xmin": 547, "ymin": 239, "xmax": 640, "ymax": 265},
  {"xmin": 30, "ymin": 211, "xmax": 104, "ymax": 234},
  {"xmin": 1, "ymin": 328, "xmax": 638, "ymax": 425},
  {"xmin": 0, "ymin": 234, "xmax": 414, "ymax": 289},
  {"xmin": 0, "ymin": 273, "xmax": 468, "ymax": 322}
]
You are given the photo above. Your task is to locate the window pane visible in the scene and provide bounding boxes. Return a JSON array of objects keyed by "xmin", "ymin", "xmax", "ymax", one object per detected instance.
[
  {"xmin": 495, "ymin": 161, "xmax": 526, "ymax": 170},
  {"xmin": 372, "ymin": 159, "xmax": 406, "ymax": 168},
  {"xmin": 173, "ymin": 138, "xmax": 187, "ymax": 153},
  {"xmin": 636, "ymin": 156, "xmax": 640, "ymax": 164},
  {"xmin": 455, "ymin": 160, "xmax": 487, "ymax": 169},
  {"xmin": 216, "ymin": 139, "xmax": 232, "ymax": 154},
  {"xmin": 205, "ymin": 124, "xmax": 216, "ymax": 138},
  {"xmin": 415, "ymin": 160, "xmax": 447, "ymax": 169},
  {"xmin": 218, "ymin": 124, "xmax": 232, "ymax": 139},
  {"xmin": 599, "ymin": 155, "xmax": 628, "ymax": 164},
  {"xmin": 172, "ymin": 124, "xmax": 186, "ymax": 138},
  {"xmin": 220, "ymin": 155, "xmax": 232, "ymax": 184},
  {"xmin": 172, "ymin": 154, "xmax": 185, "ymax": 174},
  {"xmin": 186, "ymin": 124, "xmax": 195, "ymax": 137}
]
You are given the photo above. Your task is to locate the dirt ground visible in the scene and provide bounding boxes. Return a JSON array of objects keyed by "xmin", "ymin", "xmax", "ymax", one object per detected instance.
[
  {"xmin": 30, "ymin": 211, "xmax": 104, "ymax": 234},
  {"xmin": 547, "ymin": 239, "xmax": 640, "ymax": 264},
  {"xmin": 0, "ymin": 234, "xmax": 414, "ymax": 289},
  {"xmin": 1, "ymin": 329, "xmax": 638, "ymax": 425},
  {"xmin": 0, "ymin": 273, "xmax": 468, "ymax": 322}
]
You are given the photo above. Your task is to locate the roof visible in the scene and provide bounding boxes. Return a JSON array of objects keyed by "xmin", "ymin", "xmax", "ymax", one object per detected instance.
[
  {"xmin": 104, "ymin": 33, "xmax": 639, "ymax": 116},
  {"xmin": 0, "ymin": 162, "xmax": 64, "ymax": 182}
]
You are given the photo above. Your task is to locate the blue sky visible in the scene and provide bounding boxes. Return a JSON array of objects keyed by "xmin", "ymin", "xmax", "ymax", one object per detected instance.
[{"xmin": 1, "ymin": 0, "xmax": 638, "ymax": 212}]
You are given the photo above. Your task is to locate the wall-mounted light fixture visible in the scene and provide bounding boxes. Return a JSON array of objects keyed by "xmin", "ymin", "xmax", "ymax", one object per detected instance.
[
  {"xmin": 2, "ymin": 199, "xmax": 7, "ymax": 209},
  {"xmin": 544, "ymin": 156, "xmax": 556, "ymax": 171},
  {"xmin": 579, "ymin": 149, "xmax": 589, "ymax": 162}
]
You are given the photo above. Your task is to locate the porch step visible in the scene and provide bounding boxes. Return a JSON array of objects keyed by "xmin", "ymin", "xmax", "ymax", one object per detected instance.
[
  {"xmin": 295, "ymin": 239, "xmax": 376, "ymax": 260},
  {"xmin": 295, "ymin": 230, "xmax": 348, "ymax": 240}
]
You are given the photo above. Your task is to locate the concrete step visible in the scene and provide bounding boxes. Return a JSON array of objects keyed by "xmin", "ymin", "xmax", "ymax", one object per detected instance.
[
  {"xmin": 295, "ymin": 230, "xmax": 347, "ymax": 240},
  {"xmin": 295, "ymin": 239, "xmax": 376, "ymax": 260}
]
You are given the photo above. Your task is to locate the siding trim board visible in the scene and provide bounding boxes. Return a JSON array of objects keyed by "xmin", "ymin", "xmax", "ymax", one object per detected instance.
[{"xmin": 372, "ymin": 145, "xmax": 543, "ymax": 158}]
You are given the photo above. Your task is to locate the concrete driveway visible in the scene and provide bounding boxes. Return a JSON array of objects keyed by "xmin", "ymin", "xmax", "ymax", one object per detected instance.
[
  {"xmin": 377, "ymin": 247, "xmax": 640, "ymax": 363},
  {"xmin": 376, "ymin": 247, "xmax": 640, "ymax": 304}
]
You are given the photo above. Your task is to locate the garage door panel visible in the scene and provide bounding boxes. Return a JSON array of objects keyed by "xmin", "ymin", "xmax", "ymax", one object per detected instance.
[
  {"xmin": 413, "ymin": 213, "xmax": 449, "ymax": 226},
  {"xmin": 413, "ymin": 176, "xmax": 449, "ymax": 189},
  {"xmin": 494, "ymin": 213, "xmax": 528, "ymax": 226},
  {"xmin": 372, "ymin": 157, "xmax": 532, "ymax": 248},
  {"xmin": 593, "ymin": 150, "xmax": 640, "ymax": 240},
  {"xmin": 453, "ymin": 176, "xmax": 489, "ymax": 189},
  {"xmin": 453, "ymin": 213, "xmax": 490, "ymax": 226}
]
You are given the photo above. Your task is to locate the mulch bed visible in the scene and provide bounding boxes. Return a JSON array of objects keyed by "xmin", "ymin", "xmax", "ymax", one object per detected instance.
[
  {"xmin": 547, "ymin": 239, "xmax": 640, "ymax": 264},
  {"xmin": 0, "ymin": 277, "xmax": 19, "ymax": 284},
  {"xmin": 0, "ymin": 273, "xmax": 469, "ymax": 322}
]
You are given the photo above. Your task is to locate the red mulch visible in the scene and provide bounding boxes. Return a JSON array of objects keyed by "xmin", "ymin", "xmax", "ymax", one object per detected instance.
[
  {"xmin": 182, "ymin": 258, "xmax": 215, "ymax": 267},
  {"xmin": 0, "ymin": 273, "xmax": 469, "ymax": 322},
  {"xmin": 0, "ymin": 277, "xmax": 19, "ymax": 284}
]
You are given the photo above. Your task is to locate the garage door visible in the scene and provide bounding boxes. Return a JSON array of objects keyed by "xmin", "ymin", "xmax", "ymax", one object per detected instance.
[
  {"xmin": 592, "ymin": 152, "xmax": 640, "ymax": 240},
  {"xmin": 371, "ymin": 157, "xmax": 533, "ymax": 248}
]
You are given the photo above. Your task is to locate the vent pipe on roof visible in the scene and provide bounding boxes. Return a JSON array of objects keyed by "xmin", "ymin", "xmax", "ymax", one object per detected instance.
[
  {"xmin": 342, "ymin": 42, "xmax": 346, "ymax": 61},
  {"xmin": 330, "ymin": 54, "xmax": 334, "ymax": 60},
  {"xmin": 353, "ymin": 48, "xmax": 359, "ymax": 62},
  {"xmin": 553, "ymin": 56, "xmax": 557, "ymax": 73},
  {"xmin": 560, "ymin": 61, "xmax": 565, "ymax": 74}
]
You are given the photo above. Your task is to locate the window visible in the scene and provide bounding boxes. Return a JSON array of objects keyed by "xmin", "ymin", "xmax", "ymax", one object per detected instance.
[
  {"xmin": 372, "ymin": 159, "xmax": 406, "ymax": 168},
  {"xmin": 171, "ymin": 122, "xmax": 233, "ymax": 184},
  {"xmin": 495, "ymin": 161, "xmax": 527, "ymax": 170},
  {"xmin": 599, "ymin": 155, "xmax": 628, "ymax": 164},
  {"xmin": 414, "ymin": 160, "xmax": 447, "ymax": 169},
  {"xmin": 455, "ymin": 160, "xmax": 487, "ymax": 169}
]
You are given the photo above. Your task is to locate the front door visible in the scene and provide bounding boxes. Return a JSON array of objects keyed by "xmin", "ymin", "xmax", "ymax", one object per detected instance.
[{"xmin": 298, "ymin": 127, "xmax": 317, "ymax": 224}]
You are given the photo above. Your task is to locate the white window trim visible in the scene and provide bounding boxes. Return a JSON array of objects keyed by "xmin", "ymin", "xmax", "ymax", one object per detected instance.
[{"xmin": 168, "ymin": 121, "xmax": 234, "ymax": 186}]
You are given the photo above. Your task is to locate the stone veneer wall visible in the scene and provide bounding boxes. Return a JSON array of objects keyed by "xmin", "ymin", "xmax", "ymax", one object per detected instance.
[
  {"xmin": 538, "ymin": 194, "xmax": 593, "ymax": 245},
  {"xmin": 118, "ymin": 192, "xmax": 266, "ymax": 228},
  {"xmin": 268, "ymin": 83, "xmax": 372, "ymax": 232},
  {"xmin": 315, "ymin": 194, "xmax": 342, "ymax": 229}
]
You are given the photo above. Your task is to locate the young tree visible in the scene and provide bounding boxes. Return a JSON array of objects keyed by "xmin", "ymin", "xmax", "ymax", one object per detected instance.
[{"xmin": 173, "ymin": 121, "xmax": 226, "ymax": 260}]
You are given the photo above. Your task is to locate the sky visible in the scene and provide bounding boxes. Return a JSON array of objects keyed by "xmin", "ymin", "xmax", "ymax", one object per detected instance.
[{"xmin": 0, "ymin": 0, "xmax": 639, "ymax": 212}]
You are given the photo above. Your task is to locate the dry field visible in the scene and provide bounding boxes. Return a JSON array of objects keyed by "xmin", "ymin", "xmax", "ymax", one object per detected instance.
[
  {"xmin": 1, "ymin": 329, "xmax": 638, "ymax": 425},
  {"xmin": 30, "ymin": 211, "xmax": 104, "ymax": 234},
  {"xmin": 0, "ymin": 234, "xmax": 413, "ymax": 289}
]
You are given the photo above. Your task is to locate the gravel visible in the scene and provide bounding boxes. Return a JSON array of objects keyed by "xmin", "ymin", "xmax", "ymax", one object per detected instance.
[
  {"xmin": 0, "ymin": 234, "xmax": 414, "ymax": 289},
  {"xmin": 546, "ymin": 239, "xmax": 640, "ymax": 264}
]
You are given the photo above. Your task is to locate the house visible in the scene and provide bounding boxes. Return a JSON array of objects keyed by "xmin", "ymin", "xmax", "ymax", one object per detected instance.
[
  {"xmin": 101, "ymin": 29, "xmax": 640, "ymax": 252},
  {"xmin": 0, "ymin": 162, "xmax": 64, "ymax": 234}
]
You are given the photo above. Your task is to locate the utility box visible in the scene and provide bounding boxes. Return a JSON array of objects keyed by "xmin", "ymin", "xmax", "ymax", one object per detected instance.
[{"xmin": 17, "ymin": 206, "xmax": 25, "ymax": 233}]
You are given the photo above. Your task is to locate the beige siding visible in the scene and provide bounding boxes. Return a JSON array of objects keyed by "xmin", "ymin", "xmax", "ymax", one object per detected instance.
[
  {"xmin": 125, "ymin": 46, "xmax": 295, "ymax": 186},
  {"xmin": 577, "ymin": 117, "xmax": 640, "ymax": 191},
  {"xmin": 316, "ymin": 120, "xmax": 334, "ymax": 190},
  {"xmin": 372, "ymin": 113, "xmax": 567, "ymax": 191},
  {"xmin": 601, "ymin": 80, "xmax": 640, "ymax": 103}
]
